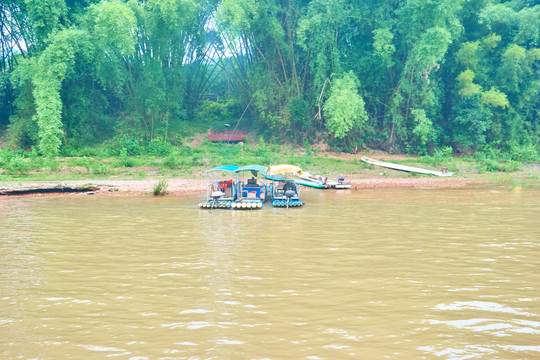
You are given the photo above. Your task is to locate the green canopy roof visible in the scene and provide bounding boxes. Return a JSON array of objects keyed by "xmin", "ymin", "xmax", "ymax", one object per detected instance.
[
  {"xmin": 206, "ymin": 165, "xmax": 239, "ymax": 173},
  {"xmin": 235, "ymin": 165, "xmax": 268, "ymax": 173}
]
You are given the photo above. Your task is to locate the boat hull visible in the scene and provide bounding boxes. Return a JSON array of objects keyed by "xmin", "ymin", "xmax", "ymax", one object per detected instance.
[{"xmin": 361, "ymin": 156, "xmax": 453, "ymax": 177}]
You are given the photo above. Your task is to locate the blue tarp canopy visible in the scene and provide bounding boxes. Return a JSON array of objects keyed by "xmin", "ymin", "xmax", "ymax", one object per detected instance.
[
  {"xmin": 206, "ymin": 165, "xmax": 239, "ymax": 173},
  {"xmin": 235, "ymin": 165, "xmax": 268, "ymax": 173}
]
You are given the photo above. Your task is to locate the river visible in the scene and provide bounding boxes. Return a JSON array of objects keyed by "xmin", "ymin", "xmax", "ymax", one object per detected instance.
[{"xmin": 1, "ymin": 186, "xmax": 539, "ymax": 359}]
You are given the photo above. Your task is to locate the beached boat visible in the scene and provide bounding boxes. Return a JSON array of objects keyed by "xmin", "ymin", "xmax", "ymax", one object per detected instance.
[
  {"xmin": 361, "ymin": 156, "xmax": 453, "ymax": 177},
  {"xmin": 198, "ymin": 165, "xmax": 238, "ymax": 209},
  {"xmin": 262, "ymin": 164, "xmax": 350, "ymax": 189},
  {"xmin": 294, "ymin": 172, "xmax": 326, "ymax": 189},
  {"xmin": 264, "ymin": 165, "xmax": 305, "ymax": 208},
  {"xmin": 232, "ymin": 165, "xmax": 268, "ymax": 210},
  {"xmin": 296, "ymin": 171, "xmax": 351, "ymax": 189},
  {"xmin": 326, "ymin": 176, "xmax": 352, "ymax": 189}
]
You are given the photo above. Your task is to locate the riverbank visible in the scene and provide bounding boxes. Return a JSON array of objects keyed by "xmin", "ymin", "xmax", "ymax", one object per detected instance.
[
  {"xmin": 0, "ymin": 173, "xmax": 526, "ymax": 197},
  {"xmin": 1, "ymin": 150, "xmax": 538, "ymax": 196}
]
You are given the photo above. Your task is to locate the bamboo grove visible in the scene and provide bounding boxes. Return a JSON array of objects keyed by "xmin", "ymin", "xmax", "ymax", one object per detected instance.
[{"xmin": 0, "ymin": 0, "xmax": 539, "ymax": 157}]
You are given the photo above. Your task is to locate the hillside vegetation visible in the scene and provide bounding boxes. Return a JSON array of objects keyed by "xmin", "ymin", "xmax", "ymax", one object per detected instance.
[{"xmin": 0, "ymin": 0, "xmax": 538, "ymax": 161}]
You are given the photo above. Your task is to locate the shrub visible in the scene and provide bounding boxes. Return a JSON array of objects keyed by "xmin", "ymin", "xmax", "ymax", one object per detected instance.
[
  {"xmin": 146, "ymin": 139, "xmax": 173, "ymax": 157},
  {"xmin": 477, "ymin": 158, "xmax": 521, "ymax": 172},
  {"xmin": 424, "ymin": 146, "xmax": 453, "ymax": 166},
  {"xmin": 162, "ymin": 153, "xmax": 180, "ymax": 169},
  {"xmin": 509, "ymin": 144, "xmax": 539, "ymax": 162},
  {"xmin": 120, "ymin": 148, "xmax": 136, "ymax": 167},
  {"xmin": 0, "ymin": 148, "xmax": 13, "ymax": 167},
  {"xmin": 4, "ymin": 156, "xmax": 29, "ymax": 175},
  {"xmin": 43, "ymin": 158, "xmax": 59, "ymax": 172},
  {"xmin": 74, "ymin": 157, "xmax": 92, "ymax": 173},
  {"xmin": 153, "ymin": 179, "xmax": 168, "ymax": 196},
  {"xmin": 91, "ymin": 163, "xmax": 111, "ymax": 175},
  {"xmin": 117, "ymin": 135, "xmax": 141, "ymax": 156}
]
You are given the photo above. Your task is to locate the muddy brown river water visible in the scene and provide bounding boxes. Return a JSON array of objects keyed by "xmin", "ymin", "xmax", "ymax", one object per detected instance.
[{"xmin": 1, "ymin": 186, "xmax": 539, "ymax": 359}]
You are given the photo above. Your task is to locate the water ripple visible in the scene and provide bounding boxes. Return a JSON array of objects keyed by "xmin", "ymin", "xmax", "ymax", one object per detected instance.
[{"xmin": 434, "ymin": 301, "xmax": 536, "ymax": 316}]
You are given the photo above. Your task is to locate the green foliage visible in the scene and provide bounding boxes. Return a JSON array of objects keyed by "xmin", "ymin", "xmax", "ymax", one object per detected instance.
[
  {"xmin": 452, "ymin": 97, "xmax": 493, "ymax": 150},
  {"xmin": 473, "ymin": 143, "xmax": 538, "ymax": 172},
  {"xmin": 146, "ymin": 138, "xmax": 173, "ymax": 157},
  {"xmin": 86, "ymin": 1, "xmax": 137, "ymax": 56},
  {"xmin": 324, "ymin": 72, "xmax": 368, "ymax": 140},
  {"xmin": 3, "ymin": 0, "xmax": 539, "ymax": 158},
  {"xmin": 162, "ymin": 153, "xmax": 180, "ymax": 169},
  {"xmin": 152, "ymin": 179, "xmax": 169, "ymax": 196},
  {"xmin": 3, "ymin": 156, "xmax": 30, "ymax": 175},
  {"xmin": 507, "ymin": 143, "xmax": 539, "ymax": 162},
  {"xmin": 456, "ymin": 42, "xmax": 480, "ymax": 70},
  {"xmin": 411, "ymin": 27, "xmax": 452, "ymax": 72},
  {"xmin": 372, "ymin": 28, "xmax": 395, "ymax": 69},
  {"xmin": 424, "ymin": 146, "xmax": 454, "ymax": 166},
  {"xmin": 457, "ymin": 70, "xmax": 482, "ymax": 97},
  {"xmin": 481, "ymin": 88, "xmax": 509, "ymax": 108},
  {"xmin": 409, "ymin": 108, "xmax": 436, "ymax": 155},
  {"xmin": 73, "ymin": 157, "xmax": 92, "ymax": 173},
  {"xmin": 288, "ymin": 97, "xmax": 309, "ymax": 131},
  {"xmin": 25, "ymin": 0, "xmax": 67, "ymax": 42},
  {"xmin": 216, "ymin": 0, "xmax": 260, "ymax": 34},
  {"xmin": 198, "ymin": 101, "xmax": 240, "ymax": 125},
  {"xmin": 119, "ymin": 148, "xmax": 136, "ymax": 168},
  {"xmin": 90, "ymin": 162, "xmax": 111, "ymax": 175},
  {"xmin": 477, "ymin": 157, "xmax": 522, "ymax": 173},
  {"xmin": 43, "ymin": 158, "xmax": 59, "ymax": 172},
  {"xmin": 116, "ymin": 135, "xmax": 141, "ymax": 156}
]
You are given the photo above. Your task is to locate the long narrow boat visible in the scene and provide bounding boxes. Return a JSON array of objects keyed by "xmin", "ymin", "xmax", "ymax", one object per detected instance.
[
  {"xmin": 361, "ymin": 156, "xmax": 453, "ymax": 177},
  {"xmin": 294, "ymin": 175, "xmax": 326, "ymax": 189},
  {"xmin": 296, "ymin": 171, "xmax": 351, "ymax": 189},
  {"xmin": 262, "ymin": 164, "xmax": 345, "ymax": 189},
  {"xmin": 264, "ymin": 164, "xmax": 322, "ymax": 188}
]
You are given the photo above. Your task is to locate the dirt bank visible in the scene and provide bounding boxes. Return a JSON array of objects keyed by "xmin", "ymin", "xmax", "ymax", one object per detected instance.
[{"xmin": 0, "ymin": 175, "xmax": 489, "ymax": 197}]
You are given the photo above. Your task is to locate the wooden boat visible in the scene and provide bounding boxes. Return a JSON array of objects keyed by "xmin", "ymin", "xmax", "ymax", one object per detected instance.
[
  {"xmin": 361, "ymin": 156, "xmax": 453, "ymax": 176},
  {"xmin": 198, "ymin": 165, "xmax": 239, "ymax": 209},
  {"xmin": 232, "ymin": 165, "xmax": 268, "ymax": 210},
  {"xmin": 264, "ymin": 165, "xmax": 305, "ymax": 207}
]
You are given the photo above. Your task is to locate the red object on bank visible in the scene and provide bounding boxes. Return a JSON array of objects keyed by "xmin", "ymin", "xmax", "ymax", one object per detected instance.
[{"xmin": 208, "ymin": 129, "xmax": 248, "ymax": 143}]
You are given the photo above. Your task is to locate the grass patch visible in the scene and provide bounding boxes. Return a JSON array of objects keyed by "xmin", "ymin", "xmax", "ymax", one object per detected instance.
[{"xmin": 153, "ymin": 179, "xmax": 169, "ymax": 196}]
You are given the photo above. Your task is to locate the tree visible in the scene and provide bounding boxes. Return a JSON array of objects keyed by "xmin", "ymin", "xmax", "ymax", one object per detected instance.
[
  {"xmin": 323, "ymin": 72, "xmax": 367, "ymax": 141},
  {"xmin": 3, "ymin": 0, "xmax": 539, "ymax": 155}
]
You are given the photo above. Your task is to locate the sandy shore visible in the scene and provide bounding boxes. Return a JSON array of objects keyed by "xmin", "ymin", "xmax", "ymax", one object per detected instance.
[{"xmin": 0, "ymin": 176, "xmax": 489, "ymax": 197}]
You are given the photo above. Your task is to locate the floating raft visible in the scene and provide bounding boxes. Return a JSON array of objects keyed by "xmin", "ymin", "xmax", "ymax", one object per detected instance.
[
  {"xmin": 272, "ymin": 199, "xmax": 304, "ymax": 207},
  {"xmin": 199, "ymin": 200, "xmax": 233, "ymax": 209},
  {"xmin": 361, "ymin": 156, "xmax": 453, "ymax": 177},
  {"xmin": 231, "ymin": 201, "xmax": 263, "ymax": 210}
]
